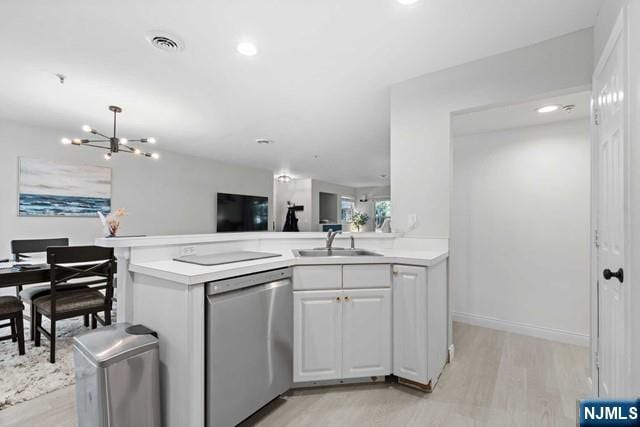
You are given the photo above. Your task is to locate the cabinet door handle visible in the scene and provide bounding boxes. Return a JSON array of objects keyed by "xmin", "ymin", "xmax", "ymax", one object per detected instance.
[
  {"xmin": 344, "ymin": 295, "xmax": 350, "ymax": 301},
  {"xmin": 336, "ymin": 296, "xmax": 342, "ymax": 302}
]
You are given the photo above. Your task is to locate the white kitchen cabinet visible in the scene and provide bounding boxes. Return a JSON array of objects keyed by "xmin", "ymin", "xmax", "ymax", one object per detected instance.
[
  {"xmin": 342, "ymin": 288, "xmax": 391, "ymax": 379},
  {"xmin": 293, "ymin": 290, "xmax": 342, "ymax": 382},
  {"xmin": 293, "ymin": 288, "xmax": 391, "ymax": 383},
  {"xmin": 426, "ymin": 260, "xmax": 448, "ymax": 386},
  {"xmin": 293, "ymin": 265, "xmax": 342, "ymax": 290},
  {"xmin": 393, "ymin": 265, "xmax": 428, "ymax": 384},
  {"xmin": 342, "ymin": 264, "xmax": 391, "ymax": 289},
  {"xmin": 392, "ymin": 262, "xmax": 448, "ymax": 389}
]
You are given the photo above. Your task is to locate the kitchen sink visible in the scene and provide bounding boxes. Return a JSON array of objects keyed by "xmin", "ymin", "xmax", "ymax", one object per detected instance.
[{"xmin": 292, "ymin": 249, "xmax": 383, "ymax": 257}]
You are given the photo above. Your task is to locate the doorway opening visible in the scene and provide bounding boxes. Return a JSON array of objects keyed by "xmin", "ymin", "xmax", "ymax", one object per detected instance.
[{"xmin": 449, "ymin": 89, "xmax": 592, "ymax": 385}]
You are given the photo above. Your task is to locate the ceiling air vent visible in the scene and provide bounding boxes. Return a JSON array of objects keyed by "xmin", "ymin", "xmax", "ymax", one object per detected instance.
[{"xmin": 147, "ymin": 32, "xmax": 183, "ymax": 52}]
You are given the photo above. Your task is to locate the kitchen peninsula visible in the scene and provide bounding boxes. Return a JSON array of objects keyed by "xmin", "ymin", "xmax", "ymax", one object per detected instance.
[{"xmin": 96, "ymin": 232, "xmax": 449, "ymax": 427}]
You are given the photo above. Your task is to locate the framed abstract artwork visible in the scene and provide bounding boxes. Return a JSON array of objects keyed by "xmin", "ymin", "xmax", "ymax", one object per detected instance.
[{"xmin": 18, "ymin": 157, "xmax": 111, "ymax": 217}]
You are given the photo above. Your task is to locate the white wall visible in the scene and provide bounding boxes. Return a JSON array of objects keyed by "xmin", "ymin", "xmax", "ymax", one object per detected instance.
[
  {"xmin": 354, "ymin": 186, "xmax": 391, "ymax": 232},
  {"xmin": 594, "ymin": 0, "xmax": 628, "ymax": 61},
  {"xmin": 390, "ymin": 29, "xmax": 593, "ymax": 238},
  {"xmin": 0, "ymin": 120, "xmax": 274, "ymax": 251},
  {"xmin": 451, "ymin": 119, "xmax": 590, "ymax": 345}
]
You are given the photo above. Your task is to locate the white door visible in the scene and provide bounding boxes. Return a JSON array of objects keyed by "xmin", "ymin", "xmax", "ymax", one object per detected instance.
[
  {"xmin": 594, "ymin": 17, "xmax": 627, "ymax": 398},
  {"xmin": 293, "ymin": 290, "xmax": 343, "ymax": 382},
  {"xmin": 392, "ymin": 265, "xmax": 429, "ymax": 385},
  {"xmin": 342, "ymin": 288, "xmax": 391, "ymax": 379}
]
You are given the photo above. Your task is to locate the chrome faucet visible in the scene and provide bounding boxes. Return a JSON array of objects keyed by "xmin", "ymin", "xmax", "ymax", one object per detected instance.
[
  {"xmin": 350, "ymin": 235, "xmax": 355, "ymax": 249},
  {"xmin": 326, "ymin": 229, "xmax": 342, "ymax": 250}
]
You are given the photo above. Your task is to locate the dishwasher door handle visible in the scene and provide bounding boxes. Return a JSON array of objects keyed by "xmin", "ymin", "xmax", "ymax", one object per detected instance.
[{"xmin": 207, "ymin": 278, "xmax": 291, "ymax": 301}]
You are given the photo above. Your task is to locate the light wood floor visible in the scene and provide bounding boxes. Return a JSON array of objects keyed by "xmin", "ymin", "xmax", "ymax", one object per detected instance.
[{"xmin": 0, "ymin": 323, "xmax": 590, "ymax": 427}]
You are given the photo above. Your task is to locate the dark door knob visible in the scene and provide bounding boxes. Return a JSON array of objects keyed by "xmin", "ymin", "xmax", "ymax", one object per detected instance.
[{"xmin": 603, "ymin": 268, "xmax": 624, "ymax": 283}]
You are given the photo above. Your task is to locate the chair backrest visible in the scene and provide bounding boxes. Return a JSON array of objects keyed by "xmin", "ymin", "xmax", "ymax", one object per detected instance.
[
  {"xmin": 11, "ymin": 238, "xmax": 69, "ymax": 261},
  {"xmin": 46, "ymin": 246, "xmax": 115, "ymax": 317}
]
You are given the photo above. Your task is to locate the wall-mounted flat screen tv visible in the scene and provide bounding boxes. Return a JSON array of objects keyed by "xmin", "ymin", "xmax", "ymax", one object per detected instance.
[{"xmin": 217, "ymin": 193, "xmax": 269, "ymax": 232}]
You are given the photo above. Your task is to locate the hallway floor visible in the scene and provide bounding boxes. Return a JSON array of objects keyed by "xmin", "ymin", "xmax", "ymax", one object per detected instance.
[{"xmin": 0, "ymin": 322, "xmax": 591, "ymax": 427}]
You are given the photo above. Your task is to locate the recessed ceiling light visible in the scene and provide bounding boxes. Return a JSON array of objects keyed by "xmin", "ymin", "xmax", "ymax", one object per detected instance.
[
  {"xmin": 237, "ymin": 42, "xmax": 258, "ymax": 56},
  {"xmin": 396, "ymin": 0, "xmax": 420, "ymax": 5},
  {"xmin": 536, "ymin": 105, "xmax": 560, "ymax": 114},
  {"xmin": 277, "ymin": 174, "xmax": 292, "ymax": 183}
]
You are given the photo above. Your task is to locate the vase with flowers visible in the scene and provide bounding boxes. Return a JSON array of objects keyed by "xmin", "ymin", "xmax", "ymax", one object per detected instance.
[
  {"xmin": 99, "ymin": 208, "xmax": 128, "ymax": 237},
  {"xmin": 350, "ymin": 210, "xmax": 369, "ymax": 232}
]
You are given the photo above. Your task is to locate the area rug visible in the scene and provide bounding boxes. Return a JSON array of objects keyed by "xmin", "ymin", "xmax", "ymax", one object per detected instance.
[{"xmin": 0, "ymin": 315, "xmax": 101, "ymax": 410}]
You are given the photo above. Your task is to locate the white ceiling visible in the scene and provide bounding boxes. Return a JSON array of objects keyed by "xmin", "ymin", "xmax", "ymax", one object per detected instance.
[
  {"xmin": 0, "ymin": 0, "xmax": 602, "ymax": 186},
  {"xmin": 451, "ymin": 90, "xmax": 591, "ymax": 136}
]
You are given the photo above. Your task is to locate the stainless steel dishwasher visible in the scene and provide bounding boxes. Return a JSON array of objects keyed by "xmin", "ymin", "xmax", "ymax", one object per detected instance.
[{"xmin": 206, "ymin": 267, "xmax": 293, "ymax": 427}]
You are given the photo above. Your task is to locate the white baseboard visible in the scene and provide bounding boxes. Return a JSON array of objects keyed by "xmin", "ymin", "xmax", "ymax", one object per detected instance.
[{"xmin": 453, "ymin": 311, "xmax": 589, "ymax": 347}]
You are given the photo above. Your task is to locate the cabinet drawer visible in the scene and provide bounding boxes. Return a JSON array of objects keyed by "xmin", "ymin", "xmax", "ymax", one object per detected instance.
[
  {"xmin": 293, "ymin": 265, "xmax": 342, "ymax": 290},
  {"xmin": 342, "ymin": 264, "xmax": 391, "ymax": 289}
]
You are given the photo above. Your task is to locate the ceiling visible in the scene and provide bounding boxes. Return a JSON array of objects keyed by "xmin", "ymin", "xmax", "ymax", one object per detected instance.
[
  {"xmin": 451, "ymin": 90, "xmax": 591, "ymax": 136},
  {"xmin": 0, "ymin": 0, "xmax": 602, "ymax": 187}
]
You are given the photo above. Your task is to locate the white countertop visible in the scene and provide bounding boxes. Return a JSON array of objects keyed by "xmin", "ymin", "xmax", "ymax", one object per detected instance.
[
  {"xmin": 97, "ymin": 231, "xmax": 398, "ymax": 248},
  {"xmin": 129, "ymin": 248, "xmax": 449, "ymax": 285}
]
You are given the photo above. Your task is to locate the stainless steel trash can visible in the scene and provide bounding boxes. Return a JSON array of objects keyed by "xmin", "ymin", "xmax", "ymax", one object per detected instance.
[{"xmin": 73, "ymin": 323, "xmax": 161, "ymax": 427}]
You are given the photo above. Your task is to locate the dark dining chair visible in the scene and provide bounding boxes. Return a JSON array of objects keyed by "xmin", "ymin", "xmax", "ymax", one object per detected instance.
[
  {"xmin": 10, "ymin": 238, "xmax": 90, "ymax": 340},
  {"xmin": 0, "ymin": 296, "xmax": 25, "ymax": 355},
  {"xmin": 34, "ymin": 246, "xmax": 115, "ymax": 363}
]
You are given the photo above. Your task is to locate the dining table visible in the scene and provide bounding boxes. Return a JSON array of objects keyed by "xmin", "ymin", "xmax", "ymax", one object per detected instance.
[
  {"xmin": 0, "ymin": 260, "xmax": 116, "ymax": 291},
  {"xmin": 0, "ymin": 262, "xmax": 50, "ymax": 291}
]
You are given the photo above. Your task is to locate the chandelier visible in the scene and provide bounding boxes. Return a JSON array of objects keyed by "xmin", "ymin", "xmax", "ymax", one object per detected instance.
[{"xmin": 61, "ymin": 105, "xmax": 159, "ymax": 160}]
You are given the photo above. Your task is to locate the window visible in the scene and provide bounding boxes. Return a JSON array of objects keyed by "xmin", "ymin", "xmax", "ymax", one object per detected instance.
[
  {"xmin": 374, "ymin": 199, "xmax": 391, "ymax": 229},
  {"xmin": 340, "ymin": 197, "xmax": 354, "ymax": 222}
]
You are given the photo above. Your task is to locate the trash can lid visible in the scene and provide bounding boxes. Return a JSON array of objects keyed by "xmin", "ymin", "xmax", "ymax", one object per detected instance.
[{"xmin": 73, "ymin": 323, "xmax": 158, "ymax": 367}]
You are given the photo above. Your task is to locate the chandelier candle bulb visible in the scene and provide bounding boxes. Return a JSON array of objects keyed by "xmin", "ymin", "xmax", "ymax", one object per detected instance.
[
  {"xmin": 61, "ymin": 138, "xmax": 71, "ymax": 145},
  {"xmin": 82, "ymin": 124, "xmax": 92, "ymax": 133}
]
